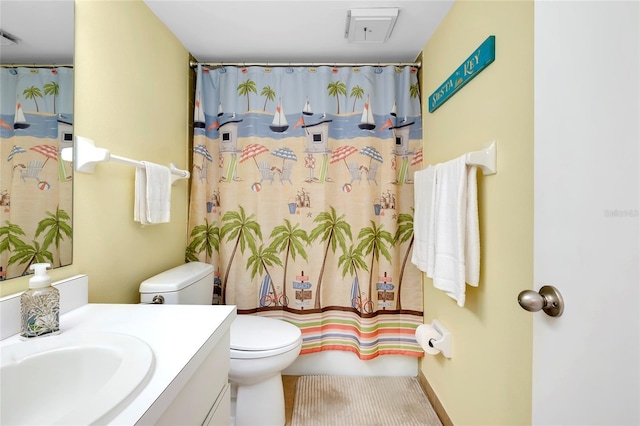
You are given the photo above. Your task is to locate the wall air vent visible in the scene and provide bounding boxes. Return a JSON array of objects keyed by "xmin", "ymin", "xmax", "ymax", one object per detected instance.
[{"xmin": 0, "ymin": 30, "xmax": 18, "ymax": 46}]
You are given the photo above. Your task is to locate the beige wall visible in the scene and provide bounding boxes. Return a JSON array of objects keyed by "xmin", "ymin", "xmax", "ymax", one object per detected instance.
[
  {"xmin": 1, "ymin": 0, "xmax": 190, "ymax": 302},
  {"xmin": 420, "ymin": 1, "xmax": 534, "ymax": 424}
]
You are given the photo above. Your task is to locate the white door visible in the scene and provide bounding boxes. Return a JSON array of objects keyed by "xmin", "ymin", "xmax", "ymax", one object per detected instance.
[{"xmin": 533, "ymin": 1, "xmax": 639, "ymax": 424}]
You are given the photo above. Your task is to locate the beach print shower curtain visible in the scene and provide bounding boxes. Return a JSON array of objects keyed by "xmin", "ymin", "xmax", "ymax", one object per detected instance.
[
  {"xmin": 0, "ymin": 67, "xmax": 73, "ymax": 280},
  {"xmin": 188, "ymin": 65, "xmax": 424, "ymax": 359}
]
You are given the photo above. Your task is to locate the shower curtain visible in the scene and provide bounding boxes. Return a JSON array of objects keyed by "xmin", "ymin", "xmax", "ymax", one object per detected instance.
[
  {"xmin": 0, "ymin": 67, "xmax": 73, "ymax": 280},
  {"xmin": 188, "ymin": 65, "xmax": 424, "ymax": 359}
]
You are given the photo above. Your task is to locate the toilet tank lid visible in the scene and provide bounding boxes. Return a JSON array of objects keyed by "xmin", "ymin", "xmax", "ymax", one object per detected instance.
[{"xmin": 139, "ymin": 262, "xmax": 214, "ymax": 293}]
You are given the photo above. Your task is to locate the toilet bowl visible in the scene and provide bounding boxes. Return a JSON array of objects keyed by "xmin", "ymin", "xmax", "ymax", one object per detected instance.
[
  {"xmin": 139, "ymin": 262, "xmax": 302, "ymax": 426},
  {"xmin": 229, "ymin": 315, "xmax": 302, "ymax": 426}
]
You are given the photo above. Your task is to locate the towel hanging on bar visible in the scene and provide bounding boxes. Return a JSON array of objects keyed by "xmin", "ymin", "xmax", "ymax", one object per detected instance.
[
  {"xmin": 135, "ymin": 162, "xmax": 172, "ymax": 225},
  {"xmin": 60, "ymin": 136, "xmax": 190, "ymax": 185},
  {"xmin": 411, "ymin": 140, "xmax": 495, "ymax": 306},
  {"xmin": 412, "ymin": 157, "xmax": 480, "ymax": 307}
]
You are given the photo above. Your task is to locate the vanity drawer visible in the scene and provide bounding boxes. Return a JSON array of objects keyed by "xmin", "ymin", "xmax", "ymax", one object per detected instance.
[
  {"xmin": 155, "ymin": 330, "xmax": 230, "ymax": 425},
  {"xmin": 203, "ymin": 383, "xmax": 231, "ymax": 426}
]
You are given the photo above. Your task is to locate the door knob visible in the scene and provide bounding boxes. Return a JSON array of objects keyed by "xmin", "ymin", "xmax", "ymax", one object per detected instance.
[{"xmin": 517, "ymin": 285, "xmax": 564, "ymax": 317}]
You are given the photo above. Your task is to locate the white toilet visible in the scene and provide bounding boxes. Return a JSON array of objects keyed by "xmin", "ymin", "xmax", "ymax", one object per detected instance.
[{"xmin": 139, "ymin": 262, "xmax": 302, "ymax": 426}]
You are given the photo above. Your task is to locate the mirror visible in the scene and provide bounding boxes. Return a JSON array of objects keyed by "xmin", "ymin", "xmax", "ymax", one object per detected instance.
[{"xmin": 0, "ymin": 1, "xmax": 74, "ymax": 281}]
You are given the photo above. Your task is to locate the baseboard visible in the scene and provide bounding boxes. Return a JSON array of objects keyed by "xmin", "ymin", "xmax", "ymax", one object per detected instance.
[{"xmin": 417, "ymin": 370, "xmax": 453, "ymax": 426}]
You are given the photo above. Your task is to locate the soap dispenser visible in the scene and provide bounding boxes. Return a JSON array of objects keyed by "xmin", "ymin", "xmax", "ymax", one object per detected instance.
[{"xmin": 20, "ymin": 263, "xmax": 60, "ymax": 339}]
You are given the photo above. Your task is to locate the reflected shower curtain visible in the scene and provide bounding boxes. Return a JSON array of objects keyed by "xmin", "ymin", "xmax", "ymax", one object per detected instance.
[
  {"xmin": 188, "ymin": 65, "xmax": 424, "ymax": 359},
  {"xmin": 0, "ymin": 67, "xmax": 73, "ymax": 280}
]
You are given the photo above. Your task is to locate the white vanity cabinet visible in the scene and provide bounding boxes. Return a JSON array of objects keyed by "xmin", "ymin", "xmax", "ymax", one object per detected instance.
[
  {"xmin": 46, "ymin": 303, "xmax": 236, "ymax": 426},
  {"xmin": 0, "ymin": 277, "xmax": 236, "ymax": 426},
  {"xmin": 154, "ymin": 330, "xmax": 231, "ymax": 425}
]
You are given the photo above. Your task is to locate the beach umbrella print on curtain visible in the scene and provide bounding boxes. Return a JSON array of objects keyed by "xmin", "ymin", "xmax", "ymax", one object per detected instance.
[
  {"xmin": 7, "ymin": 145, "xmax": 27, "ymax": 180},
  {"xmin": 359, "ymin": 146, "xmax": 384, "ymax": 167},
  {"xmin": 330, "ymin": 145, "xmax": 358, "ymax": 170},
  {"xmin": 271, "ymin": 147, "xmax": 297, "ymax": 169},
  {"xmin": 7, "ymin": 145, "xmax": 27, "ymax": 162},
  {"xmin": 29, "ymin": 145, "xmax": 58, "ymax": 166},
  {"xmin": 239, "ymin": 143, "xmax": 269, "ymax": 169},
  {"xmin": 194, "ymin": 144, "xmax": 213, "ymax": 162},
  {"xmin": 194, "ymin": 144, "xmax": 213, "ymax": 181},
  {"xmin": 410, "ymin": 148, "xmax": 423, "ymax": 166}
]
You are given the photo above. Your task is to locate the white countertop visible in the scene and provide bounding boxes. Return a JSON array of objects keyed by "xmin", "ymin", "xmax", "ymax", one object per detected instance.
[{"xmin": 1, "ymin": 303, "xmax": 236, "ymax": 425}]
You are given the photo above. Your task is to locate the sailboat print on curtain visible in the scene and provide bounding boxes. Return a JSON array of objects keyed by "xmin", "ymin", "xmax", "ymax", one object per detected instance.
[
  {"xmin": 303, "ymin": 98, "xmax": 313, "ymax": 116},
  {"xmin": 13, "ymin": 103, "xmax": 30, "ymax": 129},
  {"xmin": 269, "ymin": 99, "xmax": 289, "ymax": 133},
  {"xmin": 358, "ymin": 95, "xmax": 375, "ymax": 130}
]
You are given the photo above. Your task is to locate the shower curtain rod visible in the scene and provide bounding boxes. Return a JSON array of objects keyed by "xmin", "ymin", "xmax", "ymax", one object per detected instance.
[
  {"xmin": 1, "ymin": 64, "xmax": 73, "ymax": 68},
  {"xmin": 190, "ymin": 60, "xmax": 421, "ymax": 68}
]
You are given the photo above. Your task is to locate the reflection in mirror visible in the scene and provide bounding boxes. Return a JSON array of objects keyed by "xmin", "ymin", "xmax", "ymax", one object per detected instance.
[
  {"xmin": 0, "ymin": 1, "xmax": 74, "ymax": 281},
  {"xmin": 0, "ymin": 68, "xmax": 73, "ymax": 280}
]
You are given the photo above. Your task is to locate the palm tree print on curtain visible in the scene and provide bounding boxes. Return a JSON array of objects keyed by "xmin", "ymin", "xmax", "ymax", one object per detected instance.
[
  {"xmin": 187, "ymin": 65, "xmax": 425, "ymax": 360},
  {"xmin": 0, "ymin": 67, "xmax": 73, "ymax": 280}
]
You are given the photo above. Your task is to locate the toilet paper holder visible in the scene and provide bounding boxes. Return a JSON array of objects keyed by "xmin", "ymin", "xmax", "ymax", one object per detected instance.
[{"xmin": 429, "ymin": 320, "xmax": 452, "ymax": 358}]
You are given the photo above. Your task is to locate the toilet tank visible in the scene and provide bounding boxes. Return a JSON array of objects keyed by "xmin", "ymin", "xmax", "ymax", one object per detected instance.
[{"xmin": 139, "ymin": 262, "xmax": 214, "ymax": 305}]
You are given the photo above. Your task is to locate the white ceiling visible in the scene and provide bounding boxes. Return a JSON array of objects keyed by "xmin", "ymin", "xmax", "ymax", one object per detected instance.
[
  {"xmin": 144, "ymin": 1, "xmax": 454, "ymax": 64},
  {"xmin": 0, "ymin": 0, "xmax": 75, "ymax": 64},
  {"xmin": 0, "ymin": 0, "xmax": 454, "ymax": 65}
]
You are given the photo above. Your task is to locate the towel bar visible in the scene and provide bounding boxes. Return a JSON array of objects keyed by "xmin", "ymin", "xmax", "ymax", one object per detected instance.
[
  {"xmin": 60, "ymin": 136, "xmax": 190, "ymax": 185},
  {"xmin": 464, "ymin": 141, "xmax": 497, "ymax": 175}
]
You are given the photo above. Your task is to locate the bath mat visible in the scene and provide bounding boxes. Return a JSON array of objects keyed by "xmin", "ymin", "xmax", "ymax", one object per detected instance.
[{"xmin": 291, "ymin": 376, "xmax": 442, "ymax": 426}]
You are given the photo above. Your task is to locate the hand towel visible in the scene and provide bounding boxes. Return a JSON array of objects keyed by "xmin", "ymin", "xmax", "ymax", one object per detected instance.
[
  {"xmin": 465, "ymin": 165, "xmax": 480, "ymax": 287},
  {"xmin": 431, "ymin": 157, "xmax": 480, "ymax": 307},
  {"xmin": 411, "ymin": 165, "xmax": 437, "ymax": 275},
  {"xmin": 134, "ymin": 162, "xmax": 172, "ymax": 225}
]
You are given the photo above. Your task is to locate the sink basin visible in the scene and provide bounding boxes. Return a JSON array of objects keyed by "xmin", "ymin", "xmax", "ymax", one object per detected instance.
[{"xmin": 1, "ymin": 332, "xmax": 154, "ymax": 425}]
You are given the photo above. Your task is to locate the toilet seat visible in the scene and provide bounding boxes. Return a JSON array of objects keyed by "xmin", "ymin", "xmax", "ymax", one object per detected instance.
[{"xmin": 230, "ymin": 315, "xmax": 302, "ymax": 359}]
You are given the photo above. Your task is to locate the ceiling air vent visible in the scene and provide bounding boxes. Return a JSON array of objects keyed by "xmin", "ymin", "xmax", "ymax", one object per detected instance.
[{"xmin": 345, "ymin": 8, "xmax": 399, "ymax": 44}]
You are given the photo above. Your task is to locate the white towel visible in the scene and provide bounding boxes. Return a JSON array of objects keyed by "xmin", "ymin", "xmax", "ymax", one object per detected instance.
[
  {"xmin": 430, "ymin": 156, "xmax": 480, "ymax": 307},
  {"xmin": 134, "ymin": 162, "xmax": 172, "ymax": 225},
  {"xmin": 411, "ymin": 165, "xmax": 437, "ymax": 275},
  {"xmin": 465, "ymin": 164, "xmax": 480, "ymax": 287}
]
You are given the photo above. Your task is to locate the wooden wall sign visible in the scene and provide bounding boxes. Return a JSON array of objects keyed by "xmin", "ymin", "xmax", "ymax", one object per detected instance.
[{"xmin": 428, "ymin": 35, "xmax": 496, "ymax": 113}]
